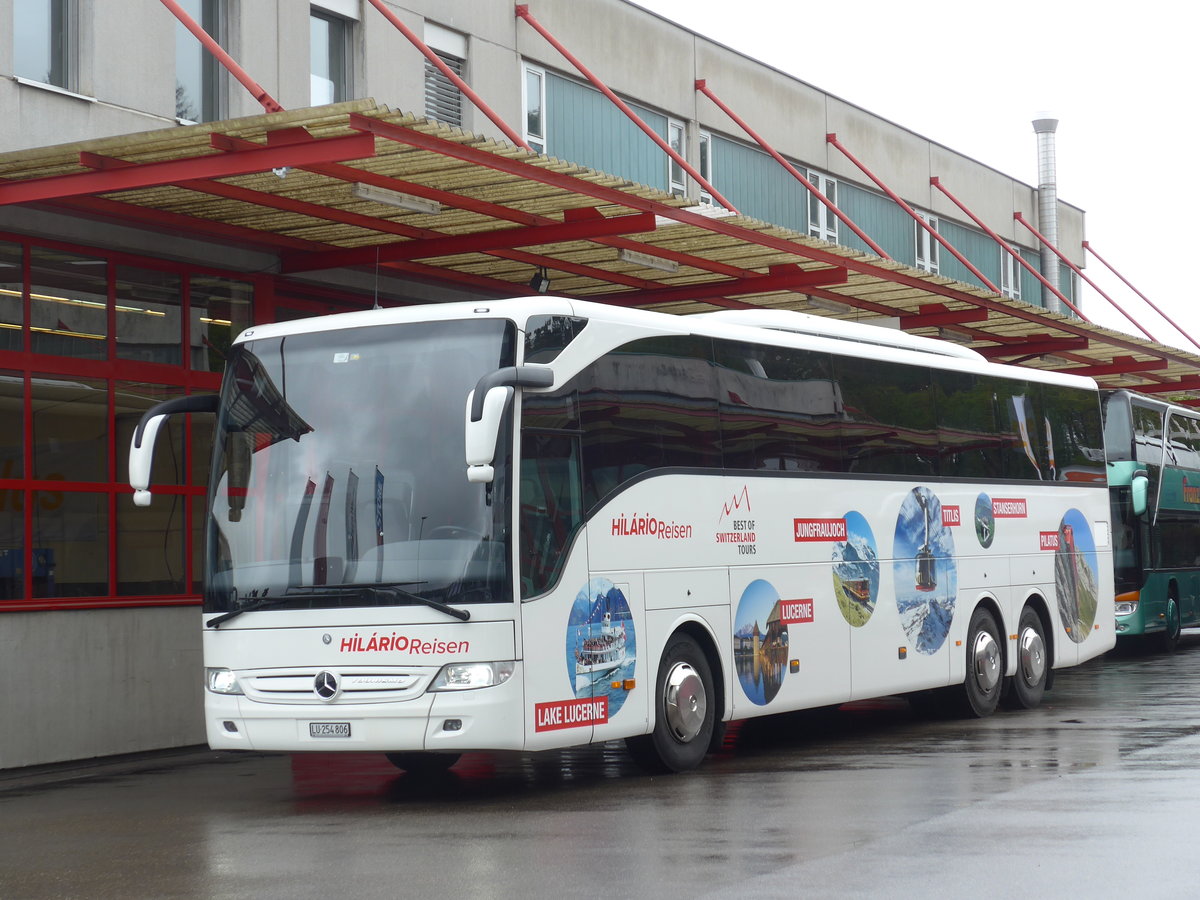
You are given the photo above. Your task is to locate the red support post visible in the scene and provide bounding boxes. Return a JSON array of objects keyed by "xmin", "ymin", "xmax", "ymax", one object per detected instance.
[
  {"xmin": 515, "ymin": 5, "xmax": 738, "ymax": 213},
  {"xmin": 1083, "ymin": 241, "xmax": 1200, "ymax": 353},
  {"xmin": 826, "ymin": 133, "xmax": 1001, "ymax": 294},
  {"xmin": 158, "ymin": 0, "xmax": 284, "ymax": 113},
  {"xmin": 1014, "ymin": 213, "xmax": 1161, "ymax": 342},
  {"xmin": 928, "ymin": 176, "xmax": 1089, "ymax": 323},
  {"xmin": 696, "ymin": 80, "xmax": 888, "ymax": 260},
  {"xmin": 365, "ymin": 0, "xmax": 532, "ymax": 151}
]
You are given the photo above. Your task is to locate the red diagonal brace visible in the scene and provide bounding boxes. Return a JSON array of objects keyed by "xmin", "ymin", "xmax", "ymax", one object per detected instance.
[
  {"xmin": 159, "ymin": 0, "xmax": 283, "ymax": 113},
  {"xmin": 696, "ymin": 80, "xmax": 888, "ymax": 259},
  {"xmin": 929, "ymin": 176, "xmax": 1087, "ymax": 322},
  {"xmin": 365, "ymin": 0, "xmax": 531, "ymax": 151},
  {"xmin": 280, "ymin": 210, "xmax": 657, "ymax": 273},
  {"xmin": 827, "ymin": 133, "xmax": 1000, "ymax": 294},
  {"xmin": 516, "ymin": 4, "xmax": 737, "ymax": 212},
  {"xmin": 1084, "ymin": 241, "xmax": 1200, "ymax": 353}
]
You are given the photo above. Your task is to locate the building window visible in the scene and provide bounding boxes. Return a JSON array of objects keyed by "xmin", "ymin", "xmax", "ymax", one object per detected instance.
[
  {"xmin": 698, "ymin": 131, "xmax": 713, "ymax": 204},
  {"xmin": 523, "ymin": 63, "xmax": 546, "ymax": 153},
  {"xmin": 175, "ymin": 0, "xmax": 222, "ymax": 122},
  {"xmin": 310, "ymin": 8, "xmax": 350, "ymax": 106},
  {"xmin": 1000, "ymin": 245, "xmax": 1022, "ymax": 300},
  {"xmin": 13, "ymin": 0, "xmax": 72, "ymax": 89},
  {"xmin": 424, "ymin": 24, "xmax": 466, "ymax": 128},
  {"xmin": 915, "ymin": 211, "xmax": 939, "ymax": 274},
  {"xmin": 667, "ymin": 119, "xmax": 686, "ymax": 197},
  {"xmin": 807, "ymin": 171, "xmax": 838, "ymax": 244}
]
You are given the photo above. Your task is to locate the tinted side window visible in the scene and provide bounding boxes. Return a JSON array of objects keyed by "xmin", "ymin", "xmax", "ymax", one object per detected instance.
[
  {"xmin": 578, "ymin": 335, "xmax": 720, "ymax": 507},
  {"xmin": 934, "ymin": 370, "xmax": 1007, "ymax": 479},
  {"xmin": 1042, "ymin": 384, "xmax": 1105, "ymax": 482},
  {"xmin": 834, "ymin": 356, "xmax": 936, "ymax": 476},
  {"xmin": 714, "ymin": 340, "xmax": 841, "ymax": 472}
]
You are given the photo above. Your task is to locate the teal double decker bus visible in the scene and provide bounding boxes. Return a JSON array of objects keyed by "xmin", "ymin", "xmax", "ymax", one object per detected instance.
[{"xmin": 1103, "ymin": 390, "xmax": 1200, "ymax": 650}]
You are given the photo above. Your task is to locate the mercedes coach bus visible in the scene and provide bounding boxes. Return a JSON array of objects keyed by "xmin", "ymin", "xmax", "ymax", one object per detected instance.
[
  {"xmin": 1103, "ymin": 390, "xmax": 1200, "ymax": 650},
  {"xmin": 129, "ymin": 297, "xmax": 1114, "ymax": 773}
]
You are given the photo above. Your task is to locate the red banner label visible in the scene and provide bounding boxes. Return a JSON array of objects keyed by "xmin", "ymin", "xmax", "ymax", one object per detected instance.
[
  {"xmin": 1039, "ymin": 531, "xmax": 1060, "ymax": 551},
  {"xmin": 942, "ymin": 506, "xmax": 961, "ymax": 527},
  {"xmin": 780, "ymin": 599, "xmax": 815, "ymax": 624},
  {"xmin": 793, "ymin": 518, "xmax": 847, "ymax": 541},
  {"xmin": 534, "ymin": 697, "xmax": 610, "ymax": 732},
  {"xmin": 993, "ymin": 498, "xmax": 1028, "ymax": 518}
]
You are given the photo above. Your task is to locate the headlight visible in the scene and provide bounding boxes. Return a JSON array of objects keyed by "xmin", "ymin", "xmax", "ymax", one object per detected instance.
[
  {"xmin": 1114, "ymin": 601, "xmax": 1138, "ymax": 617},
  {"xmin": 429, "ymin": 661, "xmax": 516, "ymax": 691},
  {"xmin": 206, "ymin": 667, "xmax": 243, "ymax": 695}
]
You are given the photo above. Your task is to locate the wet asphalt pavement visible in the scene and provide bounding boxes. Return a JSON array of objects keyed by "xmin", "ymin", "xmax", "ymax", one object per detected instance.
[{"xmin": 4, "ymin": 635, "xmax": 1200, "ymax": 899}]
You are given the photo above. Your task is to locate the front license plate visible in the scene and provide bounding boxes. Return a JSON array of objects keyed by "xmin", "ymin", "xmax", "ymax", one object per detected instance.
[{"xmin": 309, "ymin": 722, "xmax": 351, "ymax": 738}]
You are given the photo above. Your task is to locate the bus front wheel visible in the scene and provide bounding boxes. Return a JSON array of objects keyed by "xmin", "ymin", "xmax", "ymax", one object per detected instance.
[
  {"xmin": 959, "ymin": 607, "xmax": 1003, "ymax": 717},
  {"xmin": 625, "ymin": 634, "xmax": 716, "ymax": 774},
  {"xmin": 1156, "ymin": 596, "xmax": 1182, "ymax": 653}
]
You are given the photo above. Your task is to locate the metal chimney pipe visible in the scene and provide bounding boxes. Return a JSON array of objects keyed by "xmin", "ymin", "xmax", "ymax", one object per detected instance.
[{"xmin": 1033, "ymin": 114, "xmax": 1061, "ymax": 314}]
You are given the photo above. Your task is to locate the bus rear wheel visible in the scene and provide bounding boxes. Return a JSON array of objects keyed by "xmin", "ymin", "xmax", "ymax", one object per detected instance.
[
  {"xmin": 385, "ymin": 752, "xmax": 461, "ymax": 774},
  {"xmin": 1003, "ymin": 606, "xmax": 1047, "ymax": 710},
  {"xmin": 958, "ymin": 607, "xmax": 1003, "ymax": 717},
  {"xmin": 625, "ymin": 634, "xmax": 715, "ymax": 774}
]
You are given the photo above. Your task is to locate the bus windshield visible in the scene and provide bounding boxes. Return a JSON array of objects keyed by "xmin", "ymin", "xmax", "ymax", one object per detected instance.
[{"xmin": 204, "ymin": 317, "xmax": 516, "ymax": 615}]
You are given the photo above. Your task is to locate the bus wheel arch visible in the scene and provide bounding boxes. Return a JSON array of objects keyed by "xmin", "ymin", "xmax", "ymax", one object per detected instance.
[
  {"xmin": 625, "ymin": 622, "xmax": 723, "ymax": 773},
  {"xmin": 1003, "ymin": 598, "xmax": 1051, "ymax": 710}
]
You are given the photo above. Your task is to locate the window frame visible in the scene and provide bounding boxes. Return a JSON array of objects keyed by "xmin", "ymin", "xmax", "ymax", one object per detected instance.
[
  {"xmin": 806, "ymin": 170, "xmax": 839, "ymax": 244},
  {"xmin": 310, "ymin": 6, "xmax": 352, "ymax": 107},
  {"xmin": 522, "ymin": 62, "xmax": 547, "ymax": 154},
  {"xmin": 914, "ymin": 210, "xmax": 940, "ymax": 274}
]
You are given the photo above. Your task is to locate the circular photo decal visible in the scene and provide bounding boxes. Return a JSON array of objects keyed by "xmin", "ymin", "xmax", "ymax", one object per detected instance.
[
  {"xmin": 566, "ymin": 578, "xmax": 636, "ymax": 716},
  {"xmin": 833, "ymin": 511, "xmax": 880, "ymax": 627},
  {"xmin": 1056, "ymin": 508, "xmax": 1100, "ymax": 644},
  {"xmin": 734, "ymin": 579, "xmax": 788, "ymax": 705},
  {"xmin": 893, "ymin": 487, "xmax": 957, "ymax": 654},
  {"xmin": 975, "ymin": 492, "xmax": 995, "ymax": 549}
]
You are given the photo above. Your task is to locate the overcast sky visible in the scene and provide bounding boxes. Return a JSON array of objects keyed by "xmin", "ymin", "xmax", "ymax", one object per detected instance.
[{"xmin": 632, "ymin": 0, "xmax": 1199, "ymax": 352}]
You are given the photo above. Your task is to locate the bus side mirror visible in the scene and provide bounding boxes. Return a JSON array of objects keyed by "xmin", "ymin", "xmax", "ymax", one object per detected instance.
[
  {"xmin": 464, "ymin": 365, "xmax": 554, "ymax": 484},
  {"xmin": 1131, "ymin": 469, "xmax": 1149, "ymax": 518},
  {"xmin": 129, "ymin": 395, "xmax": 219, "ymax": 506}
]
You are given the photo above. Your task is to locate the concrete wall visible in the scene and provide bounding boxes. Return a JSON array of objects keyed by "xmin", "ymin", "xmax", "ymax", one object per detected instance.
[{"xmin": 0, "ymin": 607, "xmax": 204, "ymax": 769}]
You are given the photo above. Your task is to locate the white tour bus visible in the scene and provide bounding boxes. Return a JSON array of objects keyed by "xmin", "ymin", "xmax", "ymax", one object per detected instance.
[{"xmin": 129, "ymin": 297, "xmax": 1115, "ymax": 773}]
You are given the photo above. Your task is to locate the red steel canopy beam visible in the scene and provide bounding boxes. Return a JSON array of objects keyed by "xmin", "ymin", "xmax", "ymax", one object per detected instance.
[
  {"xmin": 280, "ymin": 209, "xmax": 657, "ymax": 273},
  {"xmin": 1084, "ymin": 241, "xmax": 1200, "ymax": 353},
  {"xmin": 0, "ymin": 132, "xmax": 376, "ymax": 206},
  {"xmin": 1130, "ymin": 376, "xmax": 1200, "ymax": 394},
  {"xmin": 898, "ymin": 303, "xmax": 989, "ymax": 329},
  {"xmin": 159, "ymin": 0, "xmax": 283, "ymax": 113},
  {"xmin": 1071, "ymin": 356, "xmax": 1169, "ymax": 378},
  {"xmin": 695, "ymin": 80, "xmax": 889, "ymax": 260},
  {"xmin": 584, "ymin": 264, "xmax": 848, "ymax": 307},
  {"xmin": 346, "ymin": 114, "xmax": 1200, "ymax": 371},
  {"xmin": 977, "ymin": 337, "xmax": 1089, "ymax": 360},
  {"xmin": 826, "ymin": 133, "xmax": 1000, "ymax": 294},
  {"xmin": 515, "ymin": 4, "xmax": 738, "ymax": 213},
  {"xmin": 365, "ymin": 0, "xmax": 531, "ymax": 151},
  {"xmin": 928, "ymin": 176, "xmax": 1088, "ymax": 322}
]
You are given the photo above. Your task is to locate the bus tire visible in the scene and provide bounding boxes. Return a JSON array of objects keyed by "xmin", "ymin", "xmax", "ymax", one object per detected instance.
[
  {"xmin": 1156, "ymin": 595, "xmax": 1182, "ymax": 653},
  {"xmin": 625, "ymin": 634, "xmax": 715, "ymax": 774},
  {"xmin": 958, "ymin": 606, "xmax": 1003, "ymax": 718},
  {"xmin": 1004, "ymin": 605, "xmax": 1048, "ymax": 710},
  {"xmin": 385, "ymin": 752, "xmax": 461, "ymax": 774}
]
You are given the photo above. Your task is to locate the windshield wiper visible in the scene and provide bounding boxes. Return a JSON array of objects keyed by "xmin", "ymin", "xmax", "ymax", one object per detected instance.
[
  {"xmin": 370, "ymin": 585, "xmax": 471, "ymax": 621},
  {"xmin": 206, "ymin": 595, "xmax": 291, "ymax": 629}
]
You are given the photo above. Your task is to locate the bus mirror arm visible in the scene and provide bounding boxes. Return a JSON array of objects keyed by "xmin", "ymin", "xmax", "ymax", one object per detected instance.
[
  {"xmin": 129, "ymin": 394, "xmax": 219, "ymax": 507},
  {"xmin": 464, "ymin": 366, "xmax": 554, "ymax": 484},
  {"xmin": 1131, "ymin": 468, "xmax": 1149, "ymax": 519}
]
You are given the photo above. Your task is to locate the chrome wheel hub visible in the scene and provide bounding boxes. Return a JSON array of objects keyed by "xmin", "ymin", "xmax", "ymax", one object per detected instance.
[
  {"xmin": 663, "ymin": 662, "xmax": 706, "ymax": 743},
  {"xmin": 1018, "ymin": 625, "xmax": 1046, "ymax": 687},
  {"xmin": 973, "ymin": 629, "xmax": 1001, "ymax": 693}
]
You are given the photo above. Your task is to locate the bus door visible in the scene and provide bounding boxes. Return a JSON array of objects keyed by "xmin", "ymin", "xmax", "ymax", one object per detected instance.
[{"xmin": 518, "ymin": 430, "xmax": 602, "ymax": 750}]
